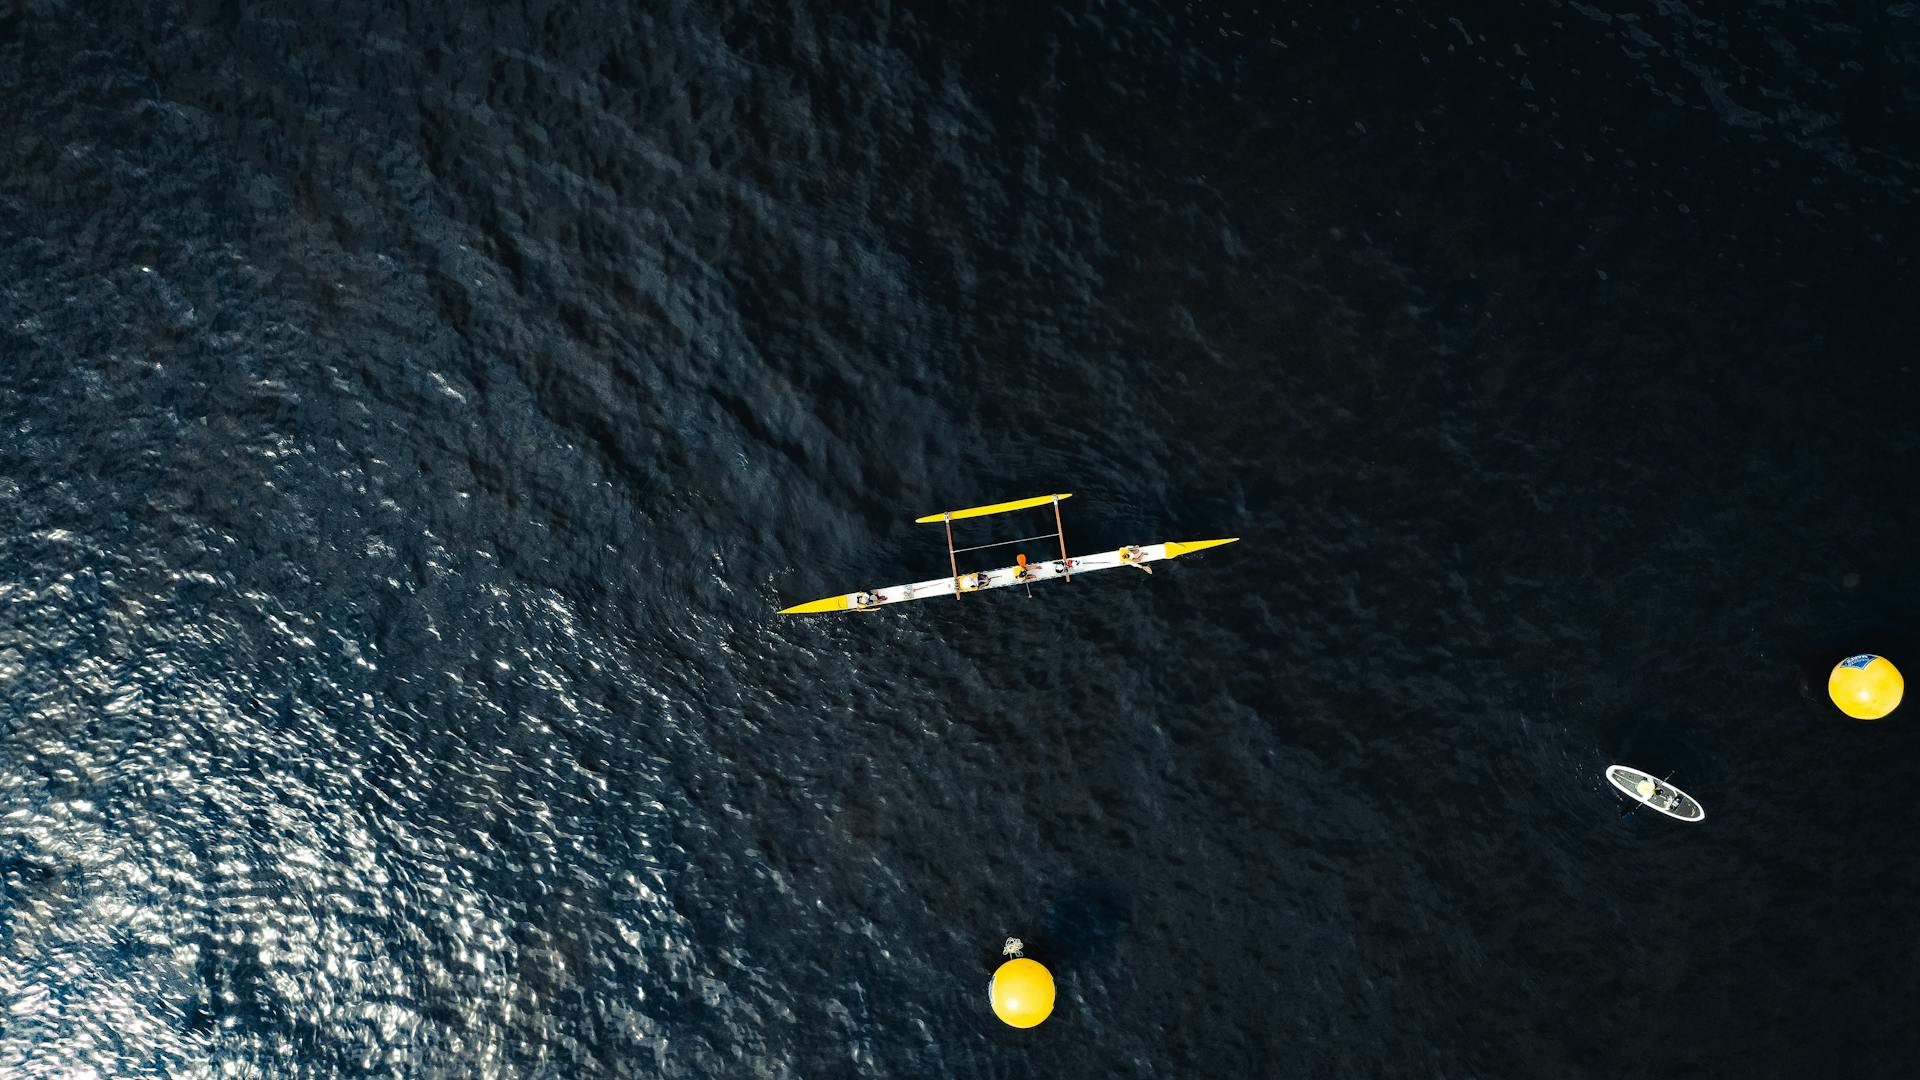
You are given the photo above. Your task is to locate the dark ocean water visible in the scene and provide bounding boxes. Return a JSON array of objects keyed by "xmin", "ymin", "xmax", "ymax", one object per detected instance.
[{"xmin": 4, "ymin": 0, "xmax": 1919, "ymax": 1076}]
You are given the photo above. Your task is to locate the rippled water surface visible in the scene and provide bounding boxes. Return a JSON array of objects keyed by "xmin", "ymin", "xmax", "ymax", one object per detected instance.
[{"xmin": 4, "ymin": 1, "xmax": 1918, "ymax": 1076}]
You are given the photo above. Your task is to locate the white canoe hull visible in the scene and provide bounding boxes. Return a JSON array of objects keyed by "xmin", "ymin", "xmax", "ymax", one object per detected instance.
[
  {"xmin": 779, "ymin": 539, "xmax": 1237, "ymax": 614},
  {"xmin": 1606, "ymin": 765, "xmax": 1705, "ymax": 822}
]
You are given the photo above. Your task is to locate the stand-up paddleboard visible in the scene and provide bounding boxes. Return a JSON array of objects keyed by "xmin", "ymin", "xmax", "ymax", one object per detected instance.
[{"xmin": 1606, "ymin": 765, "xmax": 1705, "ymax": 822}]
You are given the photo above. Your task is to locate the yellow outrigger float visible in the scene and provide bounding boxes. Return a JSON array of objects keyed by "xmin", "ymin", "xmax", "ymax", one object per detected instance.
[{"xmin": 779, "ymin": 493, "xmax": 1238, "ymax": 614}]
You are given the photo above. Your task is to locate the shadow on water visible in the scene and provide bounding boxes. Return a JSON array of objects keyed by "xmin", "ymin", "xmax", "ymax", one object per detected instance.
[
  {"xmin": 1040, "ymin": 878, "xmax": 1133, "ymax": 968},
  {"xmin": 1598, "ymin": 709, "xmax": 1714, "ymax": 781},
  {"xmin": 980, "ymin": 878, "xmax": 1132, "ymax": 976}
]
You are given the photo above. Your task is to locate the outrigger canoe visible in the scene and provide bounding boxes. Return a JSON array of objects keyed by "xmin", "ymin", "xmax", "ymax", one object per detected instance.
[
  {"xmin": 1606, "ymin": 764, "xmax": 1705, "ymax": 822},
  {"xmin": 779, "ymin": 493, "xmax": 1238, "ymax": 614}
]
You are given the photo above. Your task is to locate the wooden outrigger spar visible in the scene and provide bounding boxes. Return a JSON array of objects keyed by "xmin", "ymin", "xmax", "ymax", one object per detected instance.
[{"xmin": 778, "ymin": 493, "xmax": 1238, "ymax": 614}]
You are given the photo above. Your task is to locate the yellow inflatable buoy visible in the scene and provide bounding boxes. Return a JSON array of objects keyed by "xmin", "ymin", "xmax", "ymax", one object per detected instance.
[
  {"xmin": 1829, "ymin": 654, "xmax": 1904, "ymax": 720},
  {"xmin": 989, "ymin": 957, "xmax": 1055, "ymax": 1028}
]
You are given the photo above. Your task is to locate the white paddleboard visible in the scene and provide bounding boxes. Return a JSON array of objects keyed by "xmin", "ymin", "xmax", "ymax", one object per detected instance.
[{"xmin": 1607, "ymin": 765, "xmax": 1705, "ymax": 822}]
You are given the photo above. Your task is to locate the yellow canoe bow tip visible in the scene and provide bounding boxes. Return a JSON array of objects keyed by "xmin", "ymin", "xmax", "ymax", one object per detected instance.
[
  {"xmin": 777, "ymin": 594, "xmax": 852, "ymax": 614},
  {"xmin": 1162, "ymin": 537, "xmax": 1239, "ymax": 557},
  {"xmin": 914, "ymin": 493, "xmax": 1072, "ymax": 524}
]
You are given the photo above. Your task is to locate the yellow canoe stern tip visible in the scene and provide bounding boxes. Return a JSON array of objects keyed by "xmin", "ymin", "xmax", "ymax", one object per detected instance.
[{"xmin": 1162, "ymin": 537, "xmax": 1240, "ymax": 558}]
